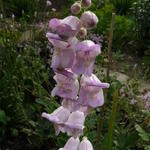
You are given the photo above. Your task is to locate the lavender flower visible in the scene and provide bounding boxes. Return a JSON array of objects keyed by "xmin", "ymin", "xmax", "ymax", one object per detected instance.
[
  {"xmin": 51, "ymin": 71, "xmax": 79, "ymax": 99},
  {"xmin": 49, "ymin": 16, "xmax": 81, "ymax": 39},
  {"xmin": 59, "ymin": 137, "xmax": 80, "ymax": 150},
  {"xmin": 78, "ymin": 74, "xmax": 109, "ymax": 108},
  {"xmin": 72, "ymin": 40, "xmax": 101, "ymax": 76},
  {"xmin": 65, "ymin": 111, "xmax": 85, "ymax": 138},
  {"xmin": 46, "ymin": 33, "xmax": 78, "ymax": 69},
  {"xmin": 42, "ymin": 106, "xmax": 70, "ymax": 135},
  {"xmin": 78, "ymin": 137, "xmax": 93, "ymax": 150}
]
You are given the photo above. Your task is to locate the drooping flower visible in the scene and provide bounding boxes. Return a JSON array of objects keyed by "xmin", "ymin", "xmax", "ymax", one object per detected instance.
[
  {"xmin": 54, "ymin": 68, "xmax": 78, "ymax": 80},
  {"xmin": 51, "ymin": 71, "xmax": 79, "ymax": 99},
  {"xmin": 49, "ymin": 16, "xmax": 81, "ymax": 39},
  {"xmin": 78, "ymin": 137, "xmax": 93, "ymax": 150},
  {"xmin": 72, "ymin": 40, "xmax": 101, "ymax": 76},
  {"xmin": 46, "ymin": 33, "xmax": 78, "ymax": 69},
  {"xmin": 80, "ymin": 11, "xmax": 98, "ymax": 29},
  {"xmin": 59, "ymin": 137, "xmax": 80, "ymax": 150},
  {"xmin": 62, "ymin": 98, "xmax": 89, "ymax": 116},
  {"xmin": 42, "ymin": 106, "xmax": 70, "ymax": 135},
  {"xmin": 81, "ymin": 0, "xmax": 91, "ymax": 8},
  {"xmin": 78, "ymin": 74, "xmax": 110, "ymax": 108},
  {"xmin": 65, "ymin": 111, "xmax": 85, "ymax": 138},
  {"xmin": 71, "ymin": 2, "xmax": 81, "ymax": 15}
]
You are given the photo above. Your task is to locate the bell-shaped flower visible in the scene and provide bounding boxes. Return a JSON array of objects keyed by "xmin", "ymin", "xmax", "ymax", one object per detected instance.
[
  {"xmin": 78, "ymin": 137, "xmax": 93, "ymax": 150},
  {"xmin": 81, "ymin": 0, "xmax": 91, "ymax": 8},
  {"xmin": 72, "ymin": 40, "xmax": 101, "ymax": 76},
  {"xmin": 80, "ymin": 11, "xmax": 98, "ymax": 29},
  {"xmin": 71, "ymin": 2, "xmax": 81, "ymax": 15},
  {"xmin": 62, "ymin": 98, "xmax": 89, "ymax": 116},
  {"xmin": 78, "ymin": 74, "xmax": 110, "ymax": 108},
  {"xmin": 54, "ymin": 68, "xmax": 78, "ymax": 80},
  {"xmin": 41, "ymin": 106, "xmax": 70, "ymax": 135},
  {"xmin": 59, "ymin": 137, "xmax": 80, "ymax": 150},
  {"xmin": 49, "ymin": 16, "xmax": 81, "ymax": 39},
  {"xmin": 51, "ymin": 71, "xmax": 79, "ymax": 99},
  {"xmin": 46, "ymin": 33, "xmax": 78, "ymax": 69},
  {"xmin": 64, "ymin": 111, "xmax": 85, "ymax": 138}
]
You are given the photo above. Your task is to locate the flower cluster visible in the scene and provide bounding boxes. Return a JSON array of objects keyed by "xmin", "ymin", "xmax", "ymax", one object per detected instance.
[{"xmin": 42, "ymin": 0, "xmax": 110, "ymax": 149}]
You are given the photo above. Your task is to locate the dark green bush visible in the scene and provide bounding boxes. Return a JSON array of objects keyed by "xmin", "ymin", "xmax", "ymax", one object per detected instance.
[
  {"xmin": 92, "ymin": 4, "xmax": 115, "ymax": 34},
  {"xmin": 113, "ymin": 15, "xmax": 136, "ymax": 53},
  {"xmin": 2, "ymin": 0, "xmax": 38, "ymax": 21},
  {"xmin": 0, "ymin": 25, "xmax": 59, "ymax": 149},
  {"xmin": 131, "ymin": 0, "xmax": 150, "ymax": 57},
  {"xmin": 110, "ymin": 0, "xmax": 135, "ymax": 15},
  {"xmin": 92, "ymin": 4, "xmax": 136, "ymax": 53}
]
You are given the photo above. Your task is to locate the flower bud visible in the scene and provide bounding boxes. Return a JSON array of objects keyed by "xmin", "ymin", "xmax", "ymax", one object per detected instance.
[
  {"xmin": 71, "ymin": 2, "xmax": 81, "ymax": 15},
  {"xmin": 78, "ymin": 27, "xmax": 87, "ymax": 38},
  {"xmin": 80, "ymin": 11, "xmax": 98, "ymax": 29},
  {"xmin": 81, "ymin": 0, "xmax": 91, "ymax": 8}
]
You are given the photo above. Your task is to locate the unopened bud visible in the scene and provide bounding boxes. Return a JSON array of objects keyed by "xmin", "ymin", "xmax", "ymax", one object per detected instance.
[
  {"xmin": 71, "ymin": 2, "xmax": 81, "ymax": 15},
  {"xmin": 78, "ymin": 27, "xmax": 87, "ymax": 38},
  {"xmin": 81, "ymin": 0, "xmax": 91, "ymax": 8},
  {"xmin": 80, "ymin": 11, "xmax": 98, "ymax": 29}
]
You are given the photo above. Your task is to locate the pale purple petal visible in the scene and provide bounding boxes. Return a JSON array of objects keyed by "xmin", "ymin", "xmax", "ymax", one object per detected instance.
[
  {"xmin": 49, "ymin": 18, "xmax": 61, "ymax": 31},
  {"xmin": 51, "ymin": 73, "xmax": 79, "ymax": 99},
  {"xmin": 79, "ymin": 137, "xmax": 93, "ymax": 150},
  {"xmin": 72, "ymin": 40, "xmax": 101, "ymax": 76},
  {"xmin": 65, "ymin": 111, "xmax": 85, "ymax": 137},
  {"xmin": 78, "ymin": 74, "xmax": 109, "ymax": 107},
  {"xmin": 59, "ymin": 137, "xmax": 80, "ymax": 150}
]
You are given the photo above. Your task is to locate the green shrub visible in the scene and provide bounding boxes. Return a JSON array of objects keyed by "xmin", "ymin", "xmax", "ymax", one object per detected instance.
[
  {"xmin": 0, "ymin": 25, "xmax": 58, "ymax": 149},
  {"xmin": 113, "ymin": 15, "xmax": 136, "ymax": 53},
  {"xmin": 2, "ymin": 0, "xmax": 38, "ymax": 21},
  {"xmin": 111, "ymin": 0, "xmax": 135, "ymax": 15},
  {"xmin": 91, "ymin": 4, "xmax": 136, "ymax": 53},
  {"xmin": 91, "ymin": 4, "xmax": 115, "ymax": 34},
  {"xmin": 131, "ymin": 0, "xmax": 150, "ymax": 57}
]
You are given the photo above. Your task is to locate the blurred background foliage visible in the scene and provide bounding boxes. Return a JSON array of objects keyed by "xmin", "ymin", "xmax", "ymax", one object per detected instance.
[{"xmin": 0, "ymin": 0, "xmax": 150, "ymax": 149}]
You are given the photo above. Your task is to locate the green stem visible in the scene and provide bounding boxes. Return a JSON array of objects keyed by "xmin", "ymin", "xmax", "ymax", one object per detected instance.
[{"xmin": 106, "ymin": 89, "xmax": 118, "ymax": 150}]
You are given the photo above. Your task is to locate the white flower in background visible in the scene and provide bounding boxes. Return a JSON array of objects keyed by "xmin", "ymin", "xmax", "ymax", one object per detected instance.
[{"xmin": 47, "ymin": 0, "xmax": 52, "ymax": 6}]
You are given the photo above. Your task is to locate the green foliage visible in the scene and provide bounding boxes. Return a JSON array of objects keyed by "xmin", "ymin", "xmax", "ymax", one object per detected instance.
[
  {"xmin": 92, "ymin": 4, "xmax": 115, "ymax": 34},
  {"xmin": 131, "ymin": 0, "xmax": 150, "ymax": 56},
  {"xmin": 92, "ymin": 4, "xmax": 136, "ymax": 53},
  {"xmin": 2, "ymin": 0, "xmax": 38, "ymax": 21},
  {"xmin": 113, "ymin": 15, "xmax": 136, "ymax": 53},
  {"xmin": 0, "ymin": 24, "xmax": 58, "ymax": 149},
  {"xmin": 111, "ymin": 0, "xmax": 135, "ymax": 15}
]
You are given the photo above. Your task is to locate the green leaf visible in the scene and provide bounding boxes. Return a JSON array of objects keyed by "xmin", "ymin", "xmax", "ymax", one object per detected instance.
[
  {"xmin": 135, "ymin": 124, "xmax": 150, "ymax": 142},
  {"xmin": 142, "ymin": 110, "xmax": 150, "ymax": 117},
  {"xmin": 0, "ymin": 109, "xmax": 9, "ymax": 124}
]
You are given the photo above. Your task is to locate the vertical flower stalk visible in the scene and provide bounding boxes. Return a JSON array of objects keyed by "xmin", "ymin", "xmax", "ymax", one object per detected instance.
[{"xmin": 42, "ymin": 0, "xmax": 110, "ymax": 149}]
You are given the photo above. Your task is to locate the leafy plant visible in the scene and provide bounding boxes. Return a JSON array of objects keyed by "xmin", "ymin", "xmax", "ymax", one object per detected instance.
[
  {"xmin": 0, "ymin": 23, "xmax": 58, "ymax": 149},
  {"xmin": 2, "ymin": 0, "xmax": 38, "ymax": 21},
  {"xmin": 111, "ymin": 0, "xmax": 135, "ymax": 15}
]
